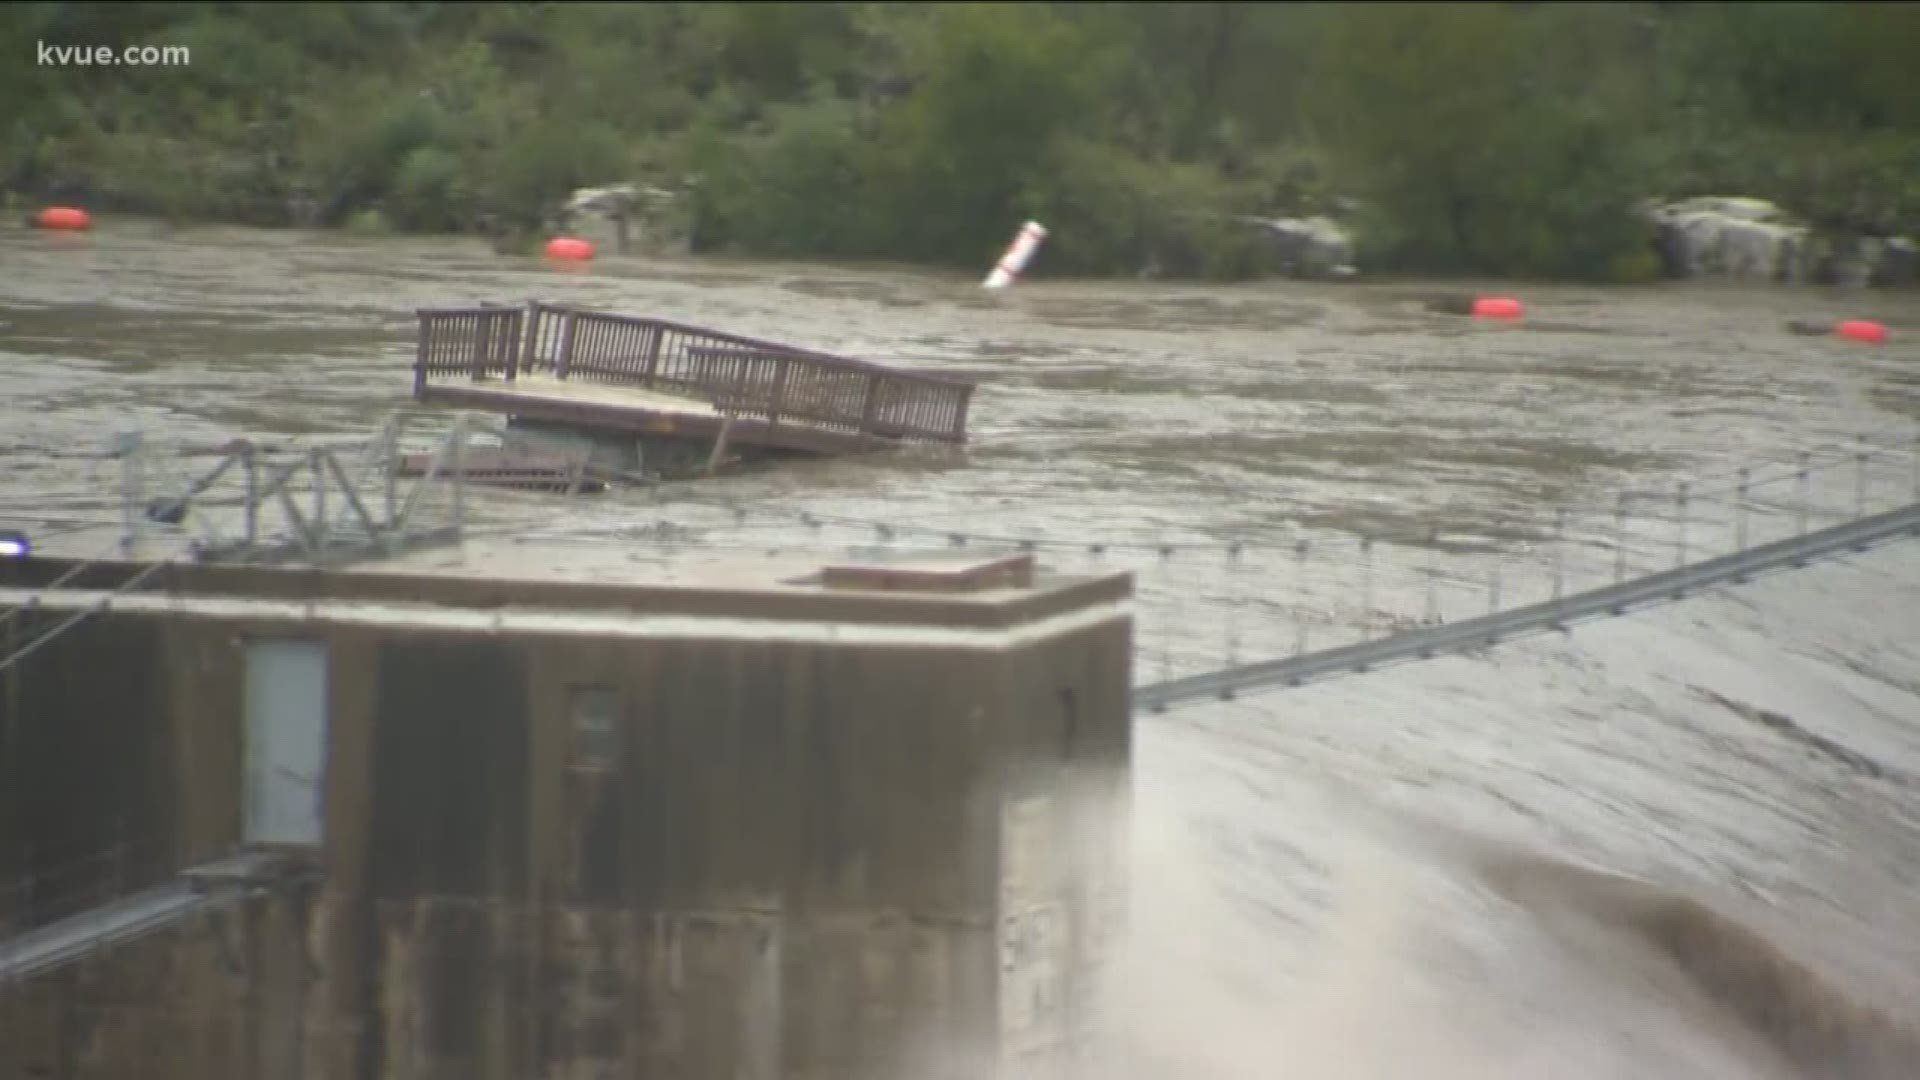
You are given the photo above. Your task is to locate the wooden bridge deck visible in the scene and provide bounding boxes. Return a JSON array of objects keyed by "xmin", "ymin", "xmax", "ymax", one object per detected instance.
[{"xmin": 413, "ymin": 301, "xmax": 977, "ymax": 456}]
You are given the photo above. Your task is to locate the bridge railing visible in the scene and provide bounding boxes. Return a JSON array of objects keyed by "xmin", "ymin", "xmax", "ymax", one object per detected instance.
[
  {"xmin": 1131, "ymin": 499, "xmax": 1920, "ymax": 713},
  {"xmin": 414, "ymin": 301, "xmax": 975, "ymax": 445},
  {"xmin": 486, "ymin": 428, "xmax": 1913, "ymax": 699},
  {"xmin": 412, "ymin": 305, "xmax": 525, "ymax": 395}
]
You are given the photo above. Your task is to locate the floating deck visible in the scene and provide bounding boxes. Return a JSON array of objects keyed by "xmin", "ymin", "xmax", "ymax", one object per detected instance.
[{"xmin": 412, "ymin": 301, "xmax": 977, "ymax": 455}]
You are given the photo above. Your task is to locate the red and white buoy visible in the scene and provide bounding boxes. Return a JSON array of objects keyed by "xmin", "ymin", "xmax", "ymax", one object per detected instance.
[{"xmin": 983, "ymin": 220, "xmax": 1048, "ymax": 290}]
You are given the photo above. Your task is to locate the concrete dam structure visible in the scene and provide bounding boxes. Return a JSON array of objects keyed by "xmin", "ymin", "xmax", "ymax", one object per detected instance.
[{"xmin": 0, "ymin": 545, "xmax": 1133, "ymax": 1079}]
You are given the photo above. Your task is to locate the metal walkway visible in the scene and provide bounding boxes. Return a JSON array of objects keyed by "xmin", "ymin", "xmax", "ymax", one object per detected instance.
[
  {"xmin": 1135, "ymin": 500, "xmax": 1920, "ymax": 714},
  {"xmin": 0, "ymin": 852, "xmax": 278, "ymax": 982}
]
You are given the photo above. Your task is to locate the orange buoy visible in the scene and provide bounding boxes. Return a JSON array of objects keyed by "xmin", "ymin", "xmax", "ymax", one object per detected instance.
[
  {"xmin": 1835, "ymin": 319, "xmax": 1887, "ymax": 344},
  {"xmin": 544, "ymin": 236, "xmax": 594, "ymax": 262},
  {"xmin": 1471, "ymin": 296, "xmax": 1523, "ymax": 320},
  {"xmin": 35, "ymin": 206, "xmax": 91, "ymax": 231}
]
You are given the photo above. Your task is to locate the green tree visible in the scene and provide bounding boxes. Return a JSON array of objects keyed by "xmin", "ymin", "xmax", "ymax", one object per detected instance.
[
  {"xmin": 7, "ymin": 1, "xmax": 1916, "ymax": 279},
  {"xmin": 1307, "ymin": 2, "xmax": 1648, "ymax": 278},
  {"xmin": 862, "ymin": 2, "xmax": 1114, "ymax": 264}
]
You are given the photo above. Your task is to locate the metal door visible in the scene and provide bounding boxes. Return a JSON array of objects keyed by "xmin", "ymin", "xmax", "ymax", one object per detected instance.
[{"xmin": 243, "ymin": 638, "xmax": 329, "ymax": 846}]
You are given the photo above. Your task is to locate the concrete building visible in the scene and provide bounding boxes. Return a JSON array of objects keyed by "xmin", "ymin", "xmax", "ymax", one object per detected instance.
[{"xmin": 0, "ymin": 542, "xmax": 1132, "ymax": 1079}]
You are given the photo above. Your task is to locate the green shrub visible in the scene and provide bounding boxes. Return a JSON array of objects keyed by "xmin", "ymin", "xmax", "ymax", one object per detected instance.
[
  {"xmin": 388, "ymin": 146, "xmax": 468, "ymax": 233},
  {"xmin": 474, "ymin": 120, "xmax": 628, "ymax": 236},
  {"xmin": 688, "ymin": 96, "xmax": 875, "ymax": 257},
  {"xmin": 344, "ymin": 207, "xmax": 391, "ymax": 236},
  {"xmin": 1607, "ymin": 248, "xmax": 1665, "ymax": 285},
  {"xmin": 1021, "ymin": 138, "xmax": 1271, "ymax": 279},
  {"xmin": 9, "ymin": 2, "xmax": 1918, "ymax": 281}
]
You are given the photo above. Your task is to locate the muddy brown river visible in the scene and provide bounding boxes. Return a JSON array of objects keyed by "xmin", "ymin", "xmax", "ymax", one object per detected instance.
[{"xmin": 4, "ymin": 220, "xmax": 1920, "ymax": 1076}]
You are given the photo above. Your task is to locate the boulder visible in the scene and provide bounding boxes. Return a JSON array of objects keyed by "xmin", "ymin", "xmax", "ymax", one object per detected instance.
[
  {"xmin": 1641, "ymin": 196, "xmax": 1916, "ymax": 288},
  {"xmin": 1242, "ymin": 214, "xmax": 1359, "ymax": 279},
  {"xmin": 1799, "ymin": 234, "xmax": 1918, "ymax": 288},
  {"xmin": 1867, "ymin": 236, "xmax": 1917, "ymax": 288},
  {"xmin": 1641, "ymin": 197, "xmax": 1812, "ymax": 283},
  {"xmin": 556, "ymin": 183, "xmax": 637, "ymax": 254},
  {"xmin": 566, "ymin": 183, "xmax": 639, "ymax": 219},
  {"xmin": 554, "ymin": 183, "xmax": 690, "ymax": 256}
]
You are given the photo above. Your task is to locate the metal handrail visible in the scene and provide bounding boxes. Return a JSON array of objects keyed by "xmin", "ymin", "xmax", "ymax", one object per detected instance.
[
  {"xmin": 414, "ymin": 301, "xmax": 976, "ymax": 444},
  {"xmin": 1135, "ymin": 500, "xmax": 1920, "ymax": 713},
  {"xmin": 525, "ymin": 301, "xmax": 974, "ymax": 388}
]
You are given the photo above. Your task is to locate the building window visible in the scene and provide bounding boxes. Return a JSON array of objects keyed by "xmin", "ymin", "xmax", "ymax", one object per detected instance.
[{"xmin": 569, "ymin": 685, "xmax": 620, "ymax": 772}]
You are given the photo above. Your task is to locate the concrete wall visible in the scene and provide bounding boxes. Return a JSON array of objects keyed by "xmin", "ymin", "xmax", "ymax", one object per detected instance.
[{"xmin": 0, "ymin": 559, "xmax": 1132, "ymax": 1080}]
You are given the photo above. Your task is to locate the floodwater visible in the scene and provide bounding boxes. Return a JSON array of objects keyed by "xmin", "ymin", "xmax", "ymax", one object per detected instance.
[{"xmin": 5, "ymin": 219, "xmax": 1920, "ymax": 1077}]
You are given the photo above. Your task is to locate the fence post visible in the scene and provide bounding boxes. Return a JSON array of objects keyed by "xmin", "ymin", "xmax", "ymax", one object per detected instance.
[
  {"xmin": 1293, "ymin": 540, "xmax": 1311, "ymax": 654},
  {"xmin": 512, "ymin": 302, "xmax": 537, "ymax": 381},
  {"xmin": 471, "ymin": 313, "xmax": 491, "ymax": 381},
  {"xmin": 1423, "ymin": 529, "xmax": 1441, "ymax": 625},
  {"xmin": 384, "ymin": 418, "xmax": 401, "ymax": 531},
  {"xmin": 1551, "ymin": 510, "xmax": 1567, "ymax": 600},
  {"xmin": 243, "ymin": 443, "xmax": 260, "ymax": 548},
  {"xmin": 1359, "ymin": 536, "xmax": 1374, "ymax": 628},
  {"xmin": 1796, "ymin": 451, "xmax": 1811, "ymax": 535},
  {"xmin": 1735, "ymin": 468, "xmax": 1749, "ymax": 552},
  {"xmin": 556, "ymin": 310, "xmax": 579, "ymax": 381},
  {"xmin": 414, "ymin": 313, "xmax": 432, "ymax": 397},
  {"xmin": 1675, "ymin": 481, "xmax": 1689, "ymax": 568},
  {"xmin": 1855, "ymin": 446, "xmax": 1869, "ymax": 517},
  {"xmin": 1614, "ymin": 493, "xmax": 1629, "ymax": 584},
  {"xmin": 768, "ymin": 356, "xmax": 792, "ymax": 428},
  {"xmin": 1225, "ymin": 543, "xmax": 1243, "ymax": 665},
  {"xmin": 640, "ymin": 321, "xmax": 665, "ymax": 386},
  {"xmin": 310, "ymin": 448, "xmax": 327, "ymax": 559},
  {"xmin": 451, "ymin": 414, "xmax": 467, "ymax": 542},
  {"xmin": 1157, "ymin": 546, "xmax": 1176, "ymax": 679},
  {"xmin": 510, "ymin": 309, "xmax": 526, "ymax": 377},
  {"xmin": 953, "ymin": 386, "xmax": 974, "ymax": 442},
  {"xmin": 729, "ymin": 355, "xmax": 751, "ymax": 418},
  {"xmin": 860, "ymin": 376, "xmax": 884, "ymax": 442},
  {"xmin": 118, "ymin": 431, "xmax": 144, "ymax": 559}
]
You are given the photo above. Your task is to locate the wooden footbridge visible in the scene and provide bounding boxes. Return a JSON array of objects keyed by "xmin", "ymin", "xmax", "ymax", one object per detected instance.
[{"xmin": 412, "ymin": 301, "xmax": 976, "ymax": 457}]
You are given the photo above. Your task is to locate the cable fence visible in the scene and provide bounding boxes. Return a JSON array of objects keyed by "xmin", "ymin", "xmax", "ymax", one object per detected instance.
[{"xmin": 3, "ymin": 420, "xmax": 1917, "ymax": 692}]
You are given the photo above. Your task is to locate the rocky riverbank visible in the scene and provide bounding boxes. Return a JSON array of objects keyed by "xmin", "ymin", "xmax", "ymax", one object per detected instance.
[
  {"xmin": 552, "ymin": 181, "xmax": 1916, "ymax": 291},
  {"xmin": 1643, "ymin": 197, "xmax": 1918, "ymax": 289}
]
